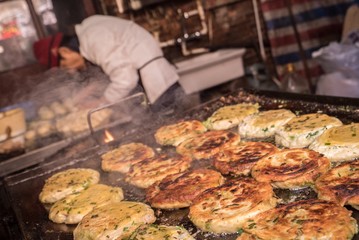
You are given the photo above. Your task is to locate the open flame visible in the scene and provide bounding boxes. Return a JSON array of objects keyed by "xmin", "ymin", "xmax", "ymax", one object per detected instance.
[{"xmin": 103, "ymin": 129, "xmax": 114, "ymax": 143}]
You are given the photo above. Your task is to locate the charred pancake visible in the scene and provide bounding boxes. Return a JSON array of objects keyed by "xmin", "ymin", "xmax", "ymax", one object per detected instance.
[
  {"xmin": 125, "ymin": 154, "xmax": 192, "ymax": 188},
  {"xmin": 275, "ymin": 113, "xmax": 342, "ymax": 148},
  {"xmin": 239, "ymin": 109, "xmax": 295, "ymax": 139},
  {"xmin": 146, "ymin": 169, "xmax": 225, "ymax": 209},
  {"xmin": 49, "ymin": 184, "xmax": 124, "ymax": 224},
  {"xmin": 203, "ymin": 103, "xmax": 259, "ymax": 130},
  {"xmin": 315, "ymin": 160, "xmax": 359, "ymax": 208},
  {"xmin": 73, "ymin": 201, "xmax": 156, "ymax": 240},
  {"xmin": 213, "ymin": 141, "xmax": 278, "ymax": 176},
  {"xmin": 101, "ymin": 142, "xmax": 155, "ymax": 173},
  {"xmin": 155, "ymin": 120, "xmax": 207, "ymax": 146},
  {"xmin": 189, "ymin": 177, "xmax": 277, "ymax": 233},
  {"xmin": 309, "ymin": 123, "xmax": 359, "ymax": 163},
  {"xmin": 176, "ymin": 130, "xmax": 240, "ymax": 160},
  {"xmin": 251, "ymin": 148, "xmax": 330, "ymax": 189},
  {"xmin": 39, "ymin": 168, "xmax": 100, "ymax": 204},
  {"xmin": 129, "ymin": 224, "xmax": 195, "ymax": 240},
  {"xmin": 237, "ymin": 199, "xmax": 358, "ymax": 240}
]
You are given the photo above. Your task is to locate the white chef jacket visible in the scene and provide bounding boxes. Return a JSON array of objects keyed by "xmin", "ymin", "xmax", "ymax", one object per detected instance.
[{"xmin": 75, "ymin": 15, "xmax": 178, "ymax": 104}]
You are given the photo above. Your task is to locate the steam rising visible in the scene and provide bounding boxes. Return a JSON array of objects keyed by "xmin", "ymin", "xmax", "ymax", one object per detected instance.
[
  {"xmin": 24, "ymin": 65, "xmax": 110, "ymax": 109},
  {"xmin": 11, "ymin": 64, "xmax": 171, "ymax": 141},
  {"xmin": 5, "ymin": 63, "xmax": 199, "ymax": 131}
]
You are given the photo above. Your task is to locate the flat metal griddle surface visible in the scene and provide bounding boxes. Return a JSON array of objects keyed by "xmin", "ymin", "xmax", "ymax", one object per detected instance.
[{"xmin": 3, "ymin": 89, "xmax": 359, "ymax": 240}]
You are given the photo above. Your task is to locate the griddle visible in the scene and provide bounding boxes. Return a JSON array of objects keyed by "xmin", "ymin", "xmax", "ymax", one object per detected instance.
[{"xmin": 3, "ymin": 88, "xmax": 359, "ymax": 240}]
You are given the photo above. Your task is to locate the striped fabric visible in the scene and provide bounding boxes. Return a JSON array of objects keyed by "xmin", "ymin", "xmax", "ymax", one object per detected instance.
[{"xmin": 260, "ymin": 0, "xmax": 354, "ymax": 84}]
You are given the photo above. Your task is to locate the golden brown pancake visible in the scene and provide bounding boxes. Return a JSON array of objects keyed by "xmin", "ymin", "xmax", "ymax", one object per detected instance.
[
  {"xmin": 237, "ymin": 199, "xmax": 358, "ymax": 240},
  {"xmin": 101, "ymin": 142, "xmax": 155, "ymax": 173},
  {"xmin": 251, "ymin": 148, "xmax": 330, "ymax": 189},
  {"xmin": 213, "ymin": 141, "xmax": 278, "ymax": 176},
  {"xmin": 125, "ymin": 154, "xmax": 192, "ymax": 188},
  {"xmin": 176, "ymin": 130, "xmax": 240, "ymax": 160},
  {"xmin": 154, "ymin": 120, "xmax": 207, "ymax": 146},
  {"xmin": 39, "ymin": 168, "xmax": 100, "ymax": 204},
  {"xmin": 189, "ymin": 177, "xmax": 277, "ymax": 233},
  {"xmin": 309, "ymin": 123, "xmax": 359, "ymax": 163},
  {"xmin": 73, "ymin": 201, "xmax": 156, "ymax": 240},
  {"xmin": 239, "ymin": 109, "xmax": 295, "ymax": 139},
  {"xmin": 203, "ymin": 103, "xmax": 260, "ymax": 130},
  {"xmin": 146, "ymin": 168, "xmax": 225, "ymax": 209},
  {"xmin": 236, "ymin": 232, "xmax": 257, "ymax": 240},
  {"xmin": 49, "ymin": 184, "xmax": 124, "ymax": 224},
  {"xmin": 129, "ymin": 224, "xmax": 195, "ymax": 240},
  {"xmin": 315, "ymin": 160, "xmax": 359, "ymax": 207},
  {"xmin": 275, "ymin": 113, "xmax": 342, "ymax": 148}
]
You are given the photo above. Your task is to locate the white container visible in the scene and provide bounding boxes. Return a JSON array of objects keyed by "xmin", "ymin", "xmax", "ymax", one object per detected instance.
[
  {"xmin": 0, "ymin": 107, "xmax": 26, "ymax": 153},
  {"xmin": 0, "ymin": 108, "xmax": 26, "ymax": 142},
  {"xmin": 176, "ymin": 49, "xmax": 246, "ymax": 94}
]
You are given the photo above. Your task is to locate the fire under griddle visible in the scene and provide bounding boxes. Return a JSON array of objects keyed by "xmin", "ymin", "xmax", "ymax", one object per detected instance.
[{"xmin": 2, "ymin": 88, "xmax": 359, "ymax": 240}]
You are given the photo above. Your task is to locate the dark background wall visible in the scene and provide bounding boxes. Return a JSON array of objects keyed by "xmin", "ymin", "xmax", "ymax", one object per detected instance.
[
  {"xmin": 52, "ymin": 0, "xmax": 87, "ymax": 33},
  {"xmin": 0, "ymin": 0, "xmax": 346, "ymax": 107}
]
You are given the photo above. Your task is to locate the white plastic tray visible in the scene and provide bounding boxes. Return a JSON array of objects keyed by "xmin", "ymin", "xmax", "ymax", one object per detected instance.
[{"xmin": 176, "ymin": 48, "xmax": 246, "ymax": 94}]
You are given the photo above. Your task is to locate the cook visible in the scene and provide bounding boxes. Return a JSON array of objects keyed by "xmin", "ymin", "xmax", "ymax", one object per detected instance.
[{"xmin": 33, "ymin": 14, "xmax": 183, "ymax": 112}]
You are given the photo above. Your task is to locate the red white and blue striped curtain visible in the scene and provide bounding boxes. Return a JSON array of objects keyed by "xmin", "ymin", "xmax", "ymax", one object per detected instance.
[{"xmin": 260, "ymin": 0, "xmax": 354, "ymax": 86}]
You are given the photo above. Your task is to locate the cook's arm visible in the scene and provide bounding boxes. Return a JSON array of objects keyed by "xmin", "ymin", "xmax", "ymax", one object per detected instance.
[{"xmin": 102, "ymin": 61, "xmax": 139, "ymax": 103}]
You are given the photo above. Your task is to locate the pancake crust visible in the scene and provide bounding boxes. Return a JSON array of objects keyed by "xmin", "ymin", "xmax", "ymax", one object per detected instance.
[
  {"xmin": 146, "ymin": 169, "xmax": 225, "ymax": 209},
  {"xmin": 176, "ymin": 130, "xmax": 241, "ymax": 160},
  {"xmin": 309, "ymin": 123, "xmax": 359, "ymax": 163},
  {"xmin": 73, "ymin": 201, "xmax": 156, "ymax": 240},
  {"xmin": 129, "ymin": 224, "xmax": 195, "ymax": 240},
  {"xmin": 213, "ymin": 141, "xmax": 277, "ymax": 176},
  {"xmin": 125, "ymin": 154, "xmax": 192, "ymax": 188},
  {"xmin": 315, "ymin": 160, "xmax": 359, "ymax": 207},
  {"xmin": 49, "ymin": 184, "xmax": 124, "ymax": 224},
  {"xmin": 203, "ymin": 103, "xmax": 259, "ymax": 130},
  {"xmin": 101, "ymin": 142, "xmax": 155, "ymax": 173},
  {"xmin": 237, "ymin": 199, "xmax": 358, "ymax": 240},
  {"xmin": 275, "ymin": 113, "xmax": 343, "ymax": 148},
  {"xmin": 239, "ymin": 109, "xmax": 295, "ymax": 139},
  {"xmin": 155, "ymin": 120, "xmax": 207, "ymax": 146},
  {"xmin": 39, "ymin": 168, "xmax": 100, "ymax": 204},
  {"xmin": 236, "ymin": 232, "xmax": 257, "ymax": 240},
  {"xmin": 251, "ymin": 148, "xmax": 330, "ymax": 189},
  {"xmin": 189, "ymin": 177, "xmax": 277, "ymax": 233}
]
